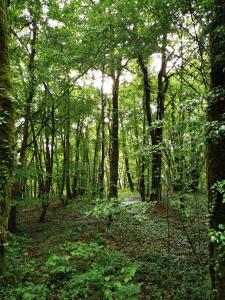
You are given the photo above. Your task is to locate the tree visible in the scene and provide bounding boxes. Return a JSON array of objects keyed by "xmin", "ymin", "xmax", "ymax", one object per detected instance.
[
  {"xmin": 0, "ymin": 0, "xmax": 15, "ymax": 261},
  {"xmin": 207, "ymin": 0, "xmax": 225, "ymax": 298},
  {"xmin": 109, "ymin": 71, "xmax": 120, "ymax": 199},
  {"xmin": 138, "ymin": 34, "xmax": 168, "ymax": 202}
]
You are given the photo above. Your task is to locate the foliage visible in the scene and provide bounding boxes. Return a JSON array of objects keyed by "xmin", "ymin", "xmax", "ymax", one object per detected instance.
[
  {"xmin": 46, "ymin": 241, "xmax": 141, "ymax": 300},
  {"xmin": 0, "ymin": 193, "xmax": 211, "ymax": 299}
]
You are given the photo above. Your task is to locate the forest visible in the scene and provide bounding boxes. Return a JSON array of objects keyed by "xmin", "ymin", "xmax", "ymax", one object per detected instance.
[{"xmin": 0, "ymin": 0, "xmax": 225, "ymax": 299}]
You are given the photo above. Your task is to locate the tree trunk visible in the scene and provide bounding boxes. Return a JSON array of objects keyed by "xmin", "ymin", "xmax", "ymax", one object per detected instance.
[
  {"xmin": 109, "ymin": 74, "xmax": 120, "ymax": 198},
  {"xmin": 60, "ymin": 130, "xmax": 66, "ymax": 200},
  {"xmin": 0, "ymin": 0, "xmax": 15, "ymax": 265},
  {"xmin": 138, "ymin": 56, "xmax": 152, "ymax": 201},
  {"xmin": 139, "ymin": 113, "xmax": 146, "ymax": 201},
  {"xmin": 151, "ymin": 35, "xmax": 167, "ymax": 202},
  {"xmin": 206, "ymin": 1, "xmax": 225, "ymax": 299},
  {"xmin": 92, "ymin": 120, "xmax": 101, "ymax": 195},
  {"xmin": 10, "ymin": 20, "xmax": 37, "ymax": 231},
  {"xmin": 99, "ymin": 79, "xmax": 106, "ymax": 198},
  {"xmin": 39, "ymin": 105, "xmax": 55, "ymax": 223},
  {"xmin": 65, "ymin": 96, "xmax": 72, "ymax": 200},
  {"xmin": 72, "ymin": 121, "xmax": 82, "ymax": 198},
  {"xmin": 138, "ymin": 36, "xmax": 167, "ymax": 202},
  {"xmin": 45, "ymin": 104, "xmax": 55, "ymax": 197},
  {"xmin": 120, "ymin": 115, "xmax": 134, "ymax": 192}
]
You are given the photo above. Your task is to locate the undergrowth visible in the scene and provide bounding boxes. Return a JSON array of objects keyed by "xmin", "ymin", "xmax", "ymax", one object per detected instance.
[{"xmin": 0, "ymin": 193, "xmax": 211, "ymax": 299}]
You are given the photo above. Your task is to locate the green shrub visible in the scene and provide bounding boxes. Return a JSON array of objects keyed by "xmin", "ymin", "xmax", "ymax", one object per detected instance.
[{"xmin": 46, "ymin": 241, "xmax": 141, "ymax": 299}]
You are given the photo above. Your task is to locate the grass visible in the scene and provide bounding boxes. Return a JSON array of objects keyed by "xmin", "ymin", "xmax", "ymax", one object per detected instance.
[{"xmin": 0, "ymin": 192, "xmax": 211, "ymax": 299}]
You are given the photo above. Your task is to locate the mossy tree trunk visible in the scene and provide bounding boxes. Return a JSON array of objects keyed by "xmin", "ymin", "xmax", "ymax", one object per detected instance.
[
  {"xmin": 0, "ymin": 0, "xmax": 15, "ymax": 261},
  {"xmin": 206, "ymin": 1, "xmax": 225, "ymax": 299}
]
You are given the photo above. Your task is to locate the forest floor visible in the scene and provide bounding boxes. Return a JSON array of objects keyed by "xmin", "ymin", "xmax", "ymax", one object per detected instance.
[{"xmin": 0, "ymin": 192, "xmax": 211, "ymax": 300}]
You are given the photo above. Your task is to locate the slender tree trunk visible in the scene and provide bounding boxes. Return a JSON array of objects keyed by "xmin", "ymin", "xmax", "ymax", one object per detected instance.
[
  {"xmin": 80, "ymin": 127, "xmax": 90, "ymax": 195},
  {"xmin": 109, "ymin": 74, "xmax": 120, "ymax": 198},
  {"xmin": 99, "ymin": 80, "xmax": 106, "ymax": 198},
  {"xmin": 139, "ymin": 113, "xmax": 146, "ymax": 200},
  {"xmin": 151, "ymin": 36, "xmax": 167, "ymax": 201},
  {"xmin": 60, "ymin": 130, "xmax": 66, "ymax": 200},
  {"xmin": 65, "ymin": 96, "xmax": 72, "ymax": 200},
  {"xmin": 206, "ymin": 1, "xmax": 225, "ymax": 299},
  {"xmin": 72, "ymin": 122, "xmax": 82, "ymax": 198},
  {"xmin": 39, "ymin": 105, "xmax": 55, "ymax": 223},
  {"xmin": 120, "ymin": 115, "xmax": 134, "ymax": 192},
  {"xmin": 0, "ymin": 0, "xmax": 15, "ymax": 265},
  {"xmin": 138, "ymin": 56, "xmax": 152, "ymax": 201},
  {"xmin": 171, "ymin": 36, "xmax": 185, "ymax": 195},
  {"xmin": 92, "ymin": 120, "xmax": 101, "ymax": 195},
  {"xmin": 9, "ymin": 20, "xmax": 37, "ymax": 231},
  {"xmin": 138, "ymin": 56, "xmax": 152, "ymax": 128},
  {"xmin": 125, "ymin": 157, "xmax": 134, "ymax": 191},
  {"xmin": 30, "ymin": 121, "xmax": 46, "ymax": 222},
  {"xmin": 133, "ymin": 102, "xmax": 141, "ymax": 191},
  {"xmin": 45, "ymin": 104, "xmax": 55, "ymax": 197},
  {"xmin": 138, "ymin": 35, "xmax": 167, "ymax": 202}
]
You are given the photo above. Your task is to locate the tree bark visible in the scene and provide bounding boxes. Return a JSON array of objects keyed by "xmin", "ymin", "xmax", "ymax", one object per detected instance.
[
  {"xmin": 151, "ymin": 35, "xmax": 167, "ymax": 202},
  {"xmin": 65, "ymin": 96, "xmax": 72, "ymax": 200},
  {"xmin": 92, "ymin": 120, "xmax": 101, "ymax": 195},
  {"xmin": 99, "ymin": 78, "xmax": 106, "ymax": 198},
  {"xmin": 109, "ymin": 74, "xmax": 120, "ymax": 198},
  {"xmin": 206, "ymin": 1, "xmax": 225, "ymax": 299},
  {"xmin": 0, "ymin": 0, "xmax": 15, "ymax": 264},
  {"xmin": 139, "ymin": 115, "xmax": 146, "ymax": 201},
  {"xmin": 138, "ymin": 36, "xmax": 167, "ymax": 202},
  {"xmin": 9, "ymin": 19, "xmax": 37, "ymax": 231},
  {"xmin": 120, "ymin": 114, "xmax": 134, "ymax": 192}
]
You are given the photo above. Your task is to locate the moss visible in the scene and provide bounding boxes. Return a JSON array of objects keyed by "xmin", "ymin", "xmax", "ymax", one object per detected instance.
[{"xmin": 0, "ymin": 0, "xmax": 15, "ymax": 245}]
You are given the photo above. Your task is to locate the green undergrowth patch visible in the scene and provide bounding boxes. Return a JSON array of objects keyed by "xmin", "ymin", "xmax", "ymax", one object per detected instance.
[
  {"xmin": 1, "ymin": 237, "xmax": 141, "ymax": 299},
  {"xmin": 0, "ymin": 193, "xmax": 211, "ymax": 299},
  {"xmin": 137, "ymin": 251, "xmax": 211, "ymax": 299},
  {"xmin": 45, "ymin": 241, "xmax": 141, "ymax": 299},
  {"xmin": 0, "ymin": 234, "xmax": 46, "ymax": 300}
]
